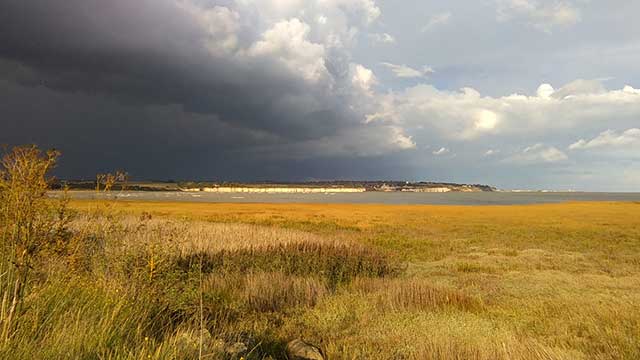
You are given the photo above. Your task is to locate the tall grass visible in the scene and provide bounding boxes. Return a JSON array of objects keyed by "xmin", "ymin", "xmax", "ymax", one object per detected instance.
[{"xmin": 0, "ymin": 207, "xmax": 403, "ymax": 358}]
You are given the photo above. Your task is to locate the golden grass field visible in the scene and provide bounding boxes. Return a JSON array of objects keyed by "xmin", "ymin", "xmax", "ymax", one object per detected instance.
[{"xmin": 59, "ymin": 199, "xmax": 640, "ymax": 359}]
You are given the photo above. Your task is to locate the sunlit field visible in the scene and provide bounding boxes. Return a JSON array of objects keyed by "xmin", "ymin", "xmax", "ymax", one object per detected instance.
[{"xmin": 43, "ymin": 199, "xmax": 639, "ymax": 359}]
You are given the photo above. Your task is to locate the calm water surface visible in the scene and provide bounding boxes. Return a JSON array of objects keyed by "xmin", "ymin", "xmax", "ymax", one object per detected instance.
[{"xmin": 64, "ymin": 191, "xmax": 640, "ymax": 205}]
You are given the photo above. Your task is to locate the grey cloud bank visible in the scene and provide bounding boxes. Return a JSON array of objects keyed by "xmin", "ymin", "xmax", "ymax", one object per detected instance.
[{"xmin": 1, "ymin": 0, "xmax": 639, "ymax": 191}]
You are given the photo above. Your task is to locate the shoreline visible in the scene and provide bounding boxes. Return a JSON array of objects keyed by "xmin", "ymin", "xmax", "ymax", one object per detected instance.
[{"xmin": 53, "ymin": 190, "xmax": 640, "ymax": 206}]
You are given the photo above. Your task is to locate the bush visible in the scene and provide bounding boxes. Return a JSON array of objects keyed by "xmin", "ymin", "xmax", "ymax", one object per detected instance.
[{"xmin": 0, "ymin": 145, "xmax": 71, "ymax": 342}]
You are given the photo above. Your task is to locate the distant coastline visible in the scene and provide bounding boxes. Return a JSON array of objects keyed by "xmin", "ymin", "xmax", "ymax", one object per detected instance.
[{"xmin": 54, "ymin": 180, "xmax": 497, "ymax": 193}]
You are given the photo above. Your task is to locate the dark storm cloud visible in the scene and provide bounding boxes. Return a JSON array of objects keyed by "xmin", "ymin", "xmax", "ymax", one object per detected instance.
[
  {"xmin": 0, "ymin": 0, "xmax": 357, "ymax": 151},
  {"xmin": 0, "ymin": 75, "xmax": 397, "ymax": 181}
]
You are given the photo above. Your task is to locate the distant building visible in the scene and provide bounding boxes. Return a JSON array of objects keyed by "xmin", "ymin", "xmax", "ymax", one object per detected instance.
[{"xmin": 196, "ymin": 187, "xmax": 366, "ymax": 194}]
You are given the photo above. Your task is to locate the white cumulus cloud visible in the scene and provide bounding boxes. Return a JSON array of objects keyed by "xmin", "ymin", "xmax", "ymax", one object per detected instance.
[
  {"xmin": 367, "ymin": 82, "xmax": 640, "ymax": 142},
  {"xmin": 381, "ymin": 62, "xmax": 434, "ymax": 78},
  {"xmin": 496, "ymin": 0, "xmax": 581, "ymax": 33},
  {"xmin": 318, "ymin": 0, "xmax": 381, "ymax": 24},
  {"xmin": 249, "ymin": 18, "xmax": 327, "ymax": 82},
  {"xmin": 474, "ymin": 109, "xmax": 499, "ymax": 131},
  {"xmin": 351, "ymin": 63, "xmax": 377, "ymax": 93},
  {"xmin": 421, "ymin": 12, "xmax": 452, "ymax": 32},
  {"xmin": 506, "ymin": 144, "xmax": 568, "ymax": 164},
  {"xmin": 432, "ymin": 147, "xmax": 450, "ymax": 155},
  {"xmin": 569, "ymin": 129, "xmax": 640, "ymax": 150},
  {"xmin": 369, "ymin": 32, "xmax": 395, "ymax": 44},
  {"xmin": 536, "ymin": 83, "xmax": 555, "ymax": 98}
]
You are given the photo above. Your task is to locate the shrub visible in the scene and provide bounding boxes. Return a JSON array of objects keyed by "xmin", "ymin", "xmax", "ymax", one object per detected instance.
[{"xmin": 0, "ymin": 145, "xmax": 71, "ymax": 342}]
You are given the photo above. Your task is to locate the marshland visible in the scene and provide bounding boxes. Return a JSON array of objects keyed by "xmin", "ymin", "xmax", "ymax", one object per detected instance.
[{"xmin": 1, "ymin": 146, "xmax": 639, "ymax": 359}]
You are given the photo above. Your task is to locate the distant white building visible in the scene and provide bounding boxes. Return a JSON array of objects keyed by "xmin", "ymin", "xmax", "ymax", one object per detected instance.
[{"xmin": 195, "ymin": 187, "xmax": 366, "ymax": 194}]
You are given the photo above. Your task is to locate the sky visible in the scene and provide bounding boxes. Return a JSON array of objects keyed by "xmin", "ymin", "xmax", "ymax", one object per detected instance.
[{"xmin": 1, "ymin": 0, "xmax": 640, "ymax": 191}]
